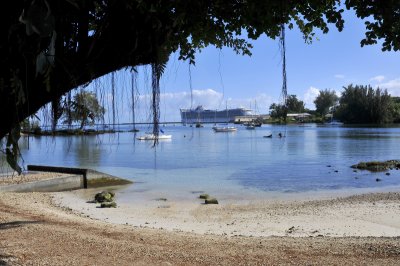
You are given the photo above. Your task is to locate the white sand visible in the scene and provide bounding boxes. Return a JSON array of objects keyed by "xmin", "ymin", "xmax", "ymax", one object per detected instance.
[{"xmin": 52, "ymin": 188, "xmax": 400, "ymax": 237}]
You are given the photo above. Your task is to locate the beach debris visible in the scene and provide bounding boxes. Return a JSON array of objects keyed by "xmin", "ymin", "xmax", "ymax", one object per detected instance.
[
  {"xmin": 155, "ymin": 198, "xmax": 167, "ymax": 201},
  {"xmin": 199, "ymin": 193, "xmax": 210, "ymax": 199},
  {"xmin": 205, "ymin": 198, "xmax": 218, "ymax": 204},
  {"xmin": 386, "ymin": 172, "xmax": 391, "ymax": 176},
  {"xmin": 94, "ymin": 191, "xmax": 115, "ymax": 203},
  {"xmin": 100, "ymin": 202, "xmax": 117, "ymax": 208},
  {"xmin": 286, "ymin": 226, "xmax": 296, "ymax": 234},
  {"xmin": 351, "ymin": 160, "xmax": 400, "ymax": 172},
  {"xmin": 157, "ymin": 205, "xmax": 170, "ymax": 209}
]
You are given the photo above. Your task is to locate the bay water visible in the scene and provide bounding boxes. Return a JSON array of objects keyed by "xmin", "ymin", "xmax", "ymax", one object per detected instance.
[{"xmin": 6, "ymin": 124, "xmax": 400, "ymax": 202}]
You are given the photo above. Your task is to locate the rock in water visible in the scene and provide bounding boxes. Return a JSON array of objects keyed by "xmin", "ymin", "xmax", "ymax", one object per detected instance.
[
  {"xmin": 199, "ymin": 194, "xmax": 210, "ymax": 199},
  {"xmin": 94, "ymin": 191, "xmax": 115, "ymax": 203},
  {"xmin": 100, "ymin": 202, "xmax": 117, "ymax": 208},
  {"xmin": 205, "ymin": 198, "xmax": 218, "ymax": 204}
]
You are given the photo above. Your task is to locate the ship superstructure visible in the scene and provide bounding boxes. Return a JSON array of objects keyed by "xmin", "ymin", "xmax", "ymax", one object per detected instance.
[{"xmin": 180, "ymin": 105, "xmax": 252, "ymax": 124}]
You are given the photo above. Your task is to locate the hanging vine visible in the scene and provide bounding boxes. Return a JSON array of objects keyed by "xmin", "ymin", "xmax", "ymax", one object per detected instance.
[
  {"xmin": 111, "ymin": 72, "xmax": 116, "ymax": 129},
  {"xmin": 151, "ymin": 51, "xmax": 167, "ymax": 146},
  {"xmin": 131, "ymin": 69, "xmax": 137, "ymax": 131},
  {"xmin": 151, "ymin": 62, "xmax": 161, "ymax": 145},
  {"xmin": 51, "ymin": 97, "xmax": 63, "ymax": 132},
  {"xmin": 279, "ymin": 23, "xmax": 288, "ymax": 123}
]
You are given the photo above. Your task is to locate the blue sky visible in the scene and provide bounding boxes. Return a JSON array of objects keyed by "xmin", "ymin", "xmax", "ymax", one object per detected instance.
[{"xmin": 85, "ymin": 9, "xmax": 400, "ymax": 123}]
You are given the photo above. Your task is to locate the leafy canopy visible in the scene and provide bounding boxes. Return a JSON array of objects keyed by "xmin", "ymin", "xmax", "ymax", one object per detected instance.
[
  {"xmin": 66, "ymin": 91, "xmax": 105, "ymax": 129},
  {"xmin": 2, "ymin": 1, "xmax": 400, "ymax": 173},
  {"xmin": 314, "ymin": 89, "xmax": 339, "ymax": 116},
  {"xmin": 335, "ymin": 84, "xmax": 392, "ymax": 124}
]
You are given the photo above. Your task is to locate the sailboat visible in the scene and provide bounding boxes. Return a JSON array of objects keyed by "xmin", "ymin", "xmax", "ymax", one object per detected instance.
[
  {"xmin": 245, "ymin": 123, "xmax": 256, "ymax": 130},
  {"xmin": 213, "ymin": 126, "xmax": 237, "ymax": 132},
  {"xmin": 252, "ymin": 100, "xmax": 262, "ymax": 127},
  {"xmin": 212, "ymin": 101, "xmax": 237, "ymax": 132},
  {"xmin": 137, "ymin": 129, "xmax": 172, "ymax": 140},
  {"xmin": 325, "ymin": 105, "xmax": 343, "ymax": 125}
]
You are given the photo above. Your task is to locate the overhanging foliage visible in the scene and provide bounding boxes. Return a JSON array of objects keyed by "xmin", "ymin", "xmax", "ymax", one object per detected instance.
[{"xmin": 1, "ymin": 1, "xmax": 400, "ymax": 172}]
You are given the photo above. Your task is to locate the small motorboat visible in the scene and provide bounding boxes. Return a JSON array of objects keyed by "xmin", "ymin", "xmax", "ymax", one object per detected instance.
[{"xmin": 263, "ymin": 134, "xmax": 272, "ymax": 138}]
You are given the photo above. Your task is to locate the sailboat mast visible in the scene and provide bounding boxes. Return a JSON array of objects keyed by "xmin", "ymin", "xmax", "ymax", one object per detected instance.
[{"xmin": 226, "ymin": 100, "xmax": 228, "ymax": 123}]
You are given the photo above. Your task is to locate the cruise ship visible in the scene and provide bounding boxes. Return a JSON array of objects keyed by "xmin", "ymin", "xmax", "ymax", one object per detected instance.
[{"xmin": 180, "ymin": 105, "xmax": 253, "ymax": 124}]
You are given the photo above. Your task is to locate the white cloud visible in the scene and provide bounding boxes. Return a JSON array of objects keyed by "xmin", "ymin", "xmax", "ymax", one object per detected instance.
[
  {"xmin": 303, "ymin": 87, "xmax": 320, "ymax": 110},
  {"xmin": 334, "ymin": 74, "xmax": 345, "ymax": 79},
  {"xmin": 228, "ymin": 93, "xmax": 274, "ymax": 115},
  {"xmin": 370, "ymin": 75, "xmax": 385, "ymax": 83},
  {"xmin": 377, "ymin": 78, "xmax": 400, "ymax": 96}
]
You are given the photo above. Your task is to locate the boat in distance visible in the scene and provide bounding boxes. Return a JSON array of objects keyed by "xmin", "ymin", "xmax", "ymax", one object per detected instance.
[
  {"xmin": 212, "ymin": 126, "xmax": 237, "ymax": 132},
  {"xmin": 137, "ymin": 134, "xmax": 172, "ymax": 140},
  {"xmin": 180, "ymin": 105, "xmax": 252, "ymax": 124}
]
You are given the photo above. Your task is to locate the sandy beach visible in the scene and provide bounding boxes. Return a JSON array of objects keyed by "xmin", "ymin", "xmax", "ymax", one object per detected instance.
[{"xmin": 1, "ymin": 173, "xmax": 400, "ymax": 265}]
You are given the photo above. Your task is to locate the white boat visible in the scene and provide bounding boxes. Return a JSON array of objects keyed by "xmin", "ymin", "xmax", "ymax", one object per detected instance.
[
  {"xmin": 212, "ymin": 126, "xmax": 237, "ymax": 132},
  {"xmin": 137, "ymin": 134, "xmax": 172, "ymax": 140},
  {"xmin": 244, "ymin": 122, "xmax": 256, "ymax": 130},
  {"xmin": 325, "ymin": 120, "xmax": 343, "ymax": 126},
  {"xmin": 325, "ymin": 105, "xmax": 343, "ymax": 126}
]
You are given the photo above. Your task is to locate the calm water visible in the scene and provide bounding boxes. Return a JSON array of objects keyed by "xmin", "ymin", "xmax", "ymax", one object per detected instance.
[{"xmin": 4, "ymin": 124, "xmax": 400, "ymax": 200}]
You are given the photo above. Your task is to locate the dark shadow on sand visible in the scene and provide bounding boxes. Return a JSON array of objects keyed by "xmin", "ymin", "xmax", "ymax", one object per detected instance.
[{"xmin": 0, "ymin": 220, "xmax": 41, "ymax": 230}]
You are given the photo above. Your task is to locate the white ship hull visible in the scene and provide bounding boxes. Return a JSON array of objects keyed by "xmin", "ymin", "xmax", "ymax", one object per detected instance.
[{"xmin": 180, "ymin": 106, "xmax": 252, "ymax": 124}]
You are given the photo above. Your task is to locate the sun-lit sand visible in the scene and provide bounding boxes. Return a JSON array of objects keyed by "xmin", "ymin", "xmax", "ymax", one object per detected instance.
[
  {"xmin": 54, "ymin": 187, "xmax": 400, "ymax": 238},
  {"xmin": 1, "ymin": 172, "xmax": 400, "ymax": 265}
]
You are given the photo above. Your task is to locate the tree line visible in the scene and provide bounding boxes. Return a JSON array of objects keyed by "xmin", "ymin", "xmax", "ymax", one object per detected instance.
[
  {"xmin": 269, "ymin": 84, "xmax": 400, "ymax": 124},
  {"xmin": 23, "ymin": 91, "xmax": 105, "ymax": 133}
]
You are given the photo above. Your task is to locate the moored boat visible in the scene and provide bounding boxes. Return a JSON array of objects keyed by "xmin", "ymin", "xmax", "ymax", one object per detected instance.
[
  {"xmin": 212, "ymin": 126, "xmax": 237, "ymax": 132},
  {"xmin": 137, "ymin": 134, "xmax": 172, "ymax": 140}
]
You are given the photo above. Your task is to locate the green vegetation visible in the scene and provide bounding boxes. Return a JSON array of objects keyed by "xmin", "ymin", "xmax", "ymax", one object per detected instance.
[
  {"xmin": 2, "ymin": 1, "xmax": 400, "ymax": 171},
  {"xmin": 205, "ymin": 198, "xmax": 219, "ymax": 204},
  {"xmin": 267, "ymin": 85, "xmax": 400, "ymax": 125},
  {"xmin": 335, "ymin": 85, "xmax": 393, "ymax": 124},
  {"xmin": 100, "ymin": 202, "xmax": 117, "ymax": 208},
  {"xmin": 2, "ymin": 1, "xmax": 400, "ymax": 141},
  {"xmin": 269, "ymin": 103, "xmax": 288, "ymax": 122},
  {"xmin": 66, "ymin": 91, "xmax": 105, "ymax": 129},
  {"xmin": 94, "ymin": 191, "xmax": 115, "ymax": 203},
  {"xmin": 351, "ymin": 160, "xmax": 400, "ymax": 172},
  {"xmin": 286, "ymin": 95, "xmax": 306, "ymax": 114},
  {"xmin": 269, "ymin": 95, "xmax": 305, "ymax": 122},
  {"xmin": 199, "ymin": 194, "xmax": 210, "ymax": 199},
  {"xmin": 314, "ymin": 89, "xmax": 339, "ymax": 116},
  {"xmin": 87, "ymin": 177, "xmax": 132, "ymax": 188}
]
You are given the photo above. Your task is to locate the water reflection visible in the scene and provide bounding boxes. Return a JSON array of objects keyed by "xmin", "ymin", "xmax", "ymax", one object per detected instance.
[{"xmin": 1, "ymin": 124, "xmax": 400, "ymax": 193}]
